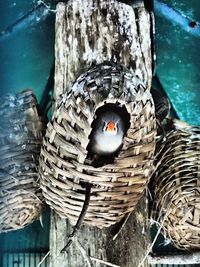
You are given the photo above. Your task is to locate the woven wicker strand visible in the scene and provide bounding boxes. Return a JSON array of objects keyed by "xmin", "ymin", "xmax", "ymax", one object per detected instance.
[
  {"xmin": 39, "ymin": 63, "xmax": 156, "ymax": 228},
  {"xmin": 152, "ymin": 119, "xmax": 200, "ymax": 250},
  {"xmin": 0, "ymin": 89, "xmax": 44, "ymax": 233}
]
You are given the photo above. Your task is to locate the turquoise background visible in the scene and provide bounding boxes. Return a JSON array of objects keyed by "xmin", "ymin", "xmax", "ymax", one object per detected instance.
[
  {"xmin": 0, "ymin": 0, "xmax": 199, "ymax": 124},
  {"xmin": 155, "ymin": 0, "xmax": 200, "ymax": 125},
  {"xmin": 0, "ymin": 0, "xmax": 199, "ymax": 259},
  {"xmin": 0, "ymin": 0, "xmax": 55, "ymax": 101}
]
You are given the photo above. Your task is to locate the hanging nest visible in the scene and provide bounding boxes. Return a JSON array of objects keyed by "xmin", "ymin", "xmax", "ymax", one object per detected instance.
[
  {"xmin": 151, "ymin": 119, "xmax": 200, "ymax": 250},
  {"xmin": 0, "ymin": 89, "xmax": 44, "ymax": 233},
  {"xmin": 39, "ymin": 63, "xmax": 156, "ymax": 228}
]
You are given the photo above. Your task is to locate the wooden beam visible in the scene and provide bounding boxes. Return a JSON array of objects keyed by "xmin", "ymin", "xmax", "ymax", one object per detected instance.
[
  {"xmin": 54, "ymin": 0, "xmax": 153, "ymax": 103},
  {"xmin": 148, "ymin": 252, "xmax": 200, "ymax": 265},
  {"xmin": 50, "ymin": 196, "xmax": 150, "ymax": 267},
  {"xmin": 50, "ymin": 1, "xmax": 154, "ymax": 266}
]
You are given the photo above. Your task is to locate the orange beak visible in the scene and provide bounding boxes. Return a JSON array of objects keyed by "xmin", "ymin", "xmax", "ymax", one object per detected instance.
[{"xmin": 106, "ymin": 121, "xmax": 116, "ymax": 132}]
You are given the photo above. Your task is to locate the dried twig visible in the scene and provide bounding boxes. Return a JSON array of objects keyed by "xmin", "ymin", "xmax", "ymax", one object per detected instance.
[
  {"xmin": 61, "ymin": 183, "xmax": 91, "ymax": 252},
  {"xmin": 90, "ymin": 256, "xmax": 121, "ymax": 267},
  {"xmin": 37, "ymin": 251, "xmax": 50, "ymax": 267},
  {"xmin": 75, "ymin": 239, "xmax": 121, "ymax": 267},
  {"xmin": 112, "ymin": 213, "xmax": 131, "ymax": 240},
  {"xmin": 74, "ymin": 239, "xmax": 94, "ymax": 267},
  {"xmin": 138, "ymin": 201, "xmax": 169, "ymax": 267}
]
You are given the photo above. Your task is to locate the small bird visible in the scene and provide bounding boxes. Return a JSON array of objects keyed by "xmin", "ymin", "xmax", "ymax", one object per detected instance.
[{"xmin": 87, "ymin": 110, "xmax": 125, "ymax": 166}]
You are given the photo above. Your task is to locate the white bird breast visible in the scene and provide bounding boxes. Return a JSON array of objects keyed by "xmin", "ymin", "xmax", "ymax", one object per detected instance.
[
  {"xmin": 91, "ymin": 111, "xmax": 125, "ymax": 155},
  {"xmin": 93, "ymin": 132, "xmax": 124, "ymax": 154}
]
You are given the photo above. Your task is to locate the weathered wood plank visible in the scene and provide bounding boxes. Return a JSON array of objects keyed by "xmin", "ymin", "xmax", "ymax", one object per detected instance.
[
  {"xmin": 50, "ymin": 196, "xmax": 150, "ymax": 267},
  {"xmin": 54, "ymin": 0, "xmax": 153, "ymax": 102},
  {"xmin": 148, "ymin": 252, "xmax": 200, "ymax": 265},
  {"xmin": 50, "ymin": 0, "xmax": 153, "ymax": 266}
]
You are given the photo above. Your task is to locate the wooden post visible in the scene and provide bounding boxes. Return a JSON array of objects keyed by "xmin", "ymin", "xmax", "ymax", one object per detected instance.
[
  {"xmin": 50, "ymin": 196, "xmax": 150, "ymax": 267},
  {"xmin": 50, "ymin": 1, "xmax": 154, "ymax": 266},
  {"xmin": 54, "ymin": 0, "xmax": 153, "ymax": 103},
  {"xmin": 148, "ymin": 252, "xmax": 200, "ymax": 265}
]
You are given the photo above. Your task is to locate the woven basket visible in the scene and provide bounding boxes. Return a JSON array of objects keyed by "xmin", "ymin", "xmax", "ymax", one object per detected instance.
[
  {"xmin": 152, "ymin": 119, "xmax": 200, "ymax": 250},
  {"xmin": 0, "ymin": 89, "xmax": 44, "ymax": 233},
  {"xmin": 39, "ymin": 63, "xmax": 156, "ymax": 228}
]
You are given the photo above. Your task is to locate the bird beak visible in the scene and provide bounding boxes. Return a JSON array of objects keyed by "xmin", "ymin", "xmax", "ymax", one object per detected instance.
[{"xmin": 106, "ymin": 121, "xmax": 116, "ymax": 132}]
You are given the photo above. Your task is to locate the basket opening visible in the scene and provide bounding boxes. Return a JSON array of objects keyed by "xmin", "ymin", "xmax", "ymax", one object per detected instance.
[
  {"xmin": 95, "ymin": 103, "xmax": 130, "ymax": 128},
  {"xmin": 86, "ymin": 103, "xmax": 130, "ymax": 167}
]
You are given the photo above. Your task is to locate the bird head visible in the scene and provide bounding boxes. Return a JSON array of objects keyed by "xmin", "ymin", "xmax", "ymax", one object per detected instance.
[
  {"xmin": 87, "ymin": 110, "xmax": 125, "ymax": 156},
  {"xmin": 86, "ymin": 104, "xmax": 130, "ymax": 167},
  {"xmin": 103, "ymin": 120, "xmax": 118, "ymax": 135}
]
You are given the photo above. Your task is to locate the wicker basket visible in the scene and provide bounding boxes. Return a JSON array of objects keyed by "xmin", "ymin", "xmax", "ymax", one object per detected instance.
[
  {"xmin": 0, "ymin": 89, "xmax": 44, "ymax": 233},
  {"xmin": 39, "ymin": 63, "xmax": 156, "ymax": 228},
  {"xmin": 152, "ymin": 119, "xmax": 200, "ymax": 250}
]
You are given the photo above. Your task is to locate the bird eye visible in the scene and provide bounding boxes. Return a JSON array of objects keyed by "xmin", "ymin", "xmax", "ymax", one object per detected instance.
[{"xmin": 103, "ymin": 122, "xmax": 107, "ymax": 131}]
